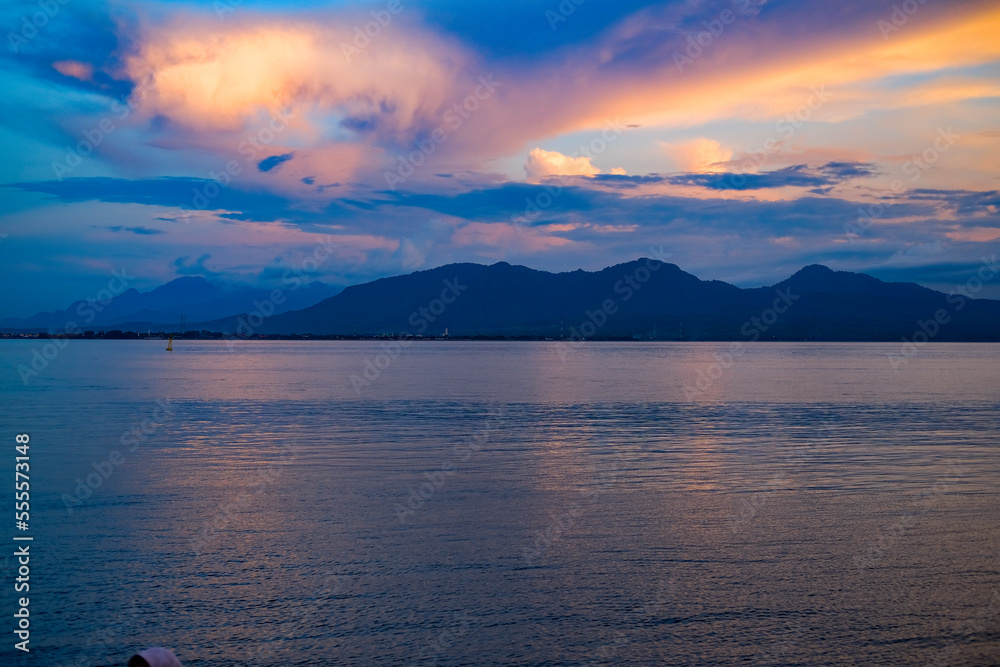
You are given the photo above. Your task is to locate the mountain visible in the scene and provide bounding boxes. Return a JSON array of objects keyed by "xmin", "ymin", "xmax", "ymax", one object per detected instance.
[
  {"xmin": 0, "ymin": 277, "xmax": 341, "ymax": 332},
  {"xmin": 182, "ymin": 260, "xmax": 1000, "ymax": 341}
]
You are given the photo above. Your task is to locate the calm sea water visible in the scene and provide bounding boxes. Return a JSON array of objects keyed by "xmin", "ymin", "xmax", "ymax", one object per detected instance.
[{"xmin": 0, "ymin": 341, "xmax": 998, "ymax": 666}]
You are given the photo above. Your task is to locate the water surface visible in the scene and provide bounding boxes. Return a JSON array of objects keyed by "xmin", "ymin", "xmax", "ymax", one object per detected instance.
[{"xmin": 0, "ymin": 341, "xmax": 997, "ymax": 665}]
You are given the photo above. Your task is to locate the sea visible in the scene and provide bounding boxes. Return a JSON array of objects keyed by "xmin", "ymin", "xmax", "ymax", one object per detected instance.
[{"xmin": 0, "ymin": 340, "xmax": 998, "ymax": 666}]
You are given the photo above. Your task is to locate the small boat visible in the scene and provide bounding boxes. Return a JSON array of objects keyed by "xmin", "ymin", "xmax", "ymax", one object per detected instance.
[{"xmin": 166, "ymin": 336, "xmax": 173, "ymax": 351}]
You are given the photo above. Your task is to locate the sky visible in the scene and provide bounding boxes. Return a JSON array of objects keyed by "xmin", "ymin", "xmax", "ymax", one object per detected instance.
[{"xmin": 1, "ymin": 0, "xmax": 999, "ymax": 318}]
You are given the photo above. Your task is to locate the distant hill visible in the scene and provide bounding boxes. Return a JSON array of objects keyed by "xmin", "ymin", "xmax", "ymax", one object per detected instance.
[
  {"xmin": 0, "ymin": 277, "xmax": 341, "ymax": 332},
  {"xmin": 176, "ymin": 259, "xmax": 1000, "ymax": 341}
]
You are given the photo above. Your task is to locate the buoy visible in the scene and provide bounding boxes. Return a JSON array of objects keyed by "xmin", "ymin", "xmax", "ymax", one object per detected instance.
[{"xmin": 166, "ymin": 336, "xmax": 173, "ymax": 351}]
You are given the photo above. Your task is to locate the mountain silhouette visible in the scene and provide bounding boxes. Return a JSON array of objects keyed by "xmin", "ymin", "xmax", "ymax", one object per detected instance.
[
  {"xmin": 181, "ymin": 259, "xmax": 1000, "ymax": 341},
  {"xmin": 0, "ymin": 276, "xmax": 340, "ymax": 331},
  {"xmin": 6, "ymin": 259, "xmax": 998, "ymax": 340}
]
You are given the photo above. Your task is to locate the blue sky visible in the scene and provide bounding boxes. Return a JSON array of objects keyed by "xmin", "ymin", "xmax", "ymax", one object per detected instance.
[{"xmin": 1, "ymin": 0, "xmax": 999, "ymax": 318}]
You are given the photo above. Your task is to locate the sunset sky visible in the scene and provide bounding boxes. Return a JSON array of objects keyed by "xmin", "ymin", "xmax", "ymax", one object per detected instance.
[{"xmin": 1, "ymin": 0, "xmax": 998, "ymax": 318}]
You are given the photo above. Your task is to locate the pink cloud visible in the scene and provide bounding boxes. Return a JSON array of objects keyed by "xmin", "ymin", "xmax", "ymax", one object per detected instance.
[
  {"xmin": 452, "ymin": 222, "xmax": 574, "ymax": 253},
  {"xmin": 53, "ymin": 60, "xmax": 94, "ymax": 81}
]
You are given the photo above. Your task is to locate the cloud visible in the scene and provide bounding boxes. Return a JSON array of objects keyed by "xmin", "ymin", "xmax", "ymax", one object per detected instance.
[
  {"xmin": 81, "ymin": 6, "xmax": 486, "ymax": 191},
  {"xmin": 258, "ymin": 153, "xmax": 295, "ymax": 173},
  {"xmin": 523, "ymin": 147, "xmax": 625, "ymax": 181},
  {"xmin": 7, "ymin": 177, "xmax": 307, "ymax": 223},
  {"xmin": 669, "ymin": 167, "xmax": 826, "ymax": 190},
  {"xmin": 9, "ymin": 0, "xmax": 996, "ymax": 196},
  {"xmin": 819, "ymin": 162, "xmax": 879, "ymax": 179},
  {"xmin": 52, "ymin": 60, "xmax": 94, "ymax": 81},
  {"xmin": 524, "ymin": 148, "xmax": 601, "ymax": 180},
  {"xmin": 171, "ymin": 254, "xmax": 218, "ymax": 277},
  {"xmin": 910, "ymin": 189, "xmax": 1000, "ymax": 216},
  {"xmin": 667, "ymin": 162, "xmax": 879, "ymax": 190},
  {"xmin": 661, "ymin": 138, "xmax": 733, "ymax": 173},
  {"xmin": 451, "ymin": 221, "xmax": 574, "ymax": 253},
  {"xmin": 591, "ymin": 174, "xmax": 668, "ymax": 188},
  {"xmin": 120, "ymin": 12, "xmax": 469, "ymax": 144},
  {"xmin": 106, "ymin": 225, "xmax": 165, "ymax": 235},
  {"xmin": 449, "ymin": 1, "xmax": 1000, "ymax": 181}
]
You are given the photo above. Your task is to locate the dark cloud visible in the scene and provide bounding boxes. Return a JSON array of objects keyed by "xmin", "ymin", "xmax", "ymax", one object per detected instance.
[
  {"xmin": 340, "ymin": 116, "xmax": 378, "ymax": 134},
  {"xmin": 910, "ymin": 189, "xmax": 1000, "ymax": 216},
  {"xmin": 107, "ymin": 225, "xmax": 165, "ymax": 235},
  {"xmin": 387, "ymin": 182, "xmax": 601, "ymax": 221},
  {"xmin": 257, "ymin": 153, "xmax": 295, "ymax": 173},
  {"xmin": 591, "ymin": 174, "xmax": 668, "ymax": 188},
  {"xmin": 171, "ymin": 254, "xmax": 219, "ymax": 278},
  {"xmin": 7, "ymin": 169, "xmax": 952, "ymax": 248},
  {"xmin": 667, "ymin": 162, "xmax": 878, "ymax": 191},
  {"xmin": 593, "ymin": 162, "xmax": 878, "ymax": 192},
  {"xmin": 668, "ymin": 167, "xmax": 823, "ymax": 190},
  {"xmin": 819, "ymin": 162, "xmax": 880, "ymax": 179},
  {"xmin": 7, "ymin": 177, "xmax": 305, "ymax": 222}
]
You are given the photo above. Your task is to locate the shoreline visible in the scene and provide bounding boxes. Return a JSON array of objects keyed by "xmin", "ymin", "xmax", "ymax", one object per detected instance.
[{"xmin": 3, "ymin": 334, "xmax": 1000, "ymax": 343}]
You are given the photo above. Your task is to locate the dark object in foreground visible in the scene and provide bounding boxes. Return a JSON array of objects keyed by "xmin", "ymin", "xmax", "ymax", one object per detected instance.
[{"xmin": 127, "ymin": 647, "xmax": 184, "ymax": 667}]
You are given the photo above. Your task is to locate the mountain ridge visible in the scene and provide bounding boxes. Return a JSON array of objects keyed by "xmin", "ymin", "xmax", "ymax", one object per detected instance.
[
  {"xmin": 175, "ymin": 259, "xmax": 1000, "ymax": 341},
  {"xmin": 4, "ymin": 259, "xmax": 999, "ymax": 341},
  {"xmin": 0, "ymin": 276, "xmax": 341, "ymax": 331}
]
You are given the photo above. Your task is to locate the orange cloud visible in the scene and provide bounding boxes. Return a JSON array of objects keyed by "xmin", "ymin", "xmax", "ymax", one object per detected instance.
[
  {"xmin": 120, "ymin": 11, "xmax": 472, "ymax": 152},
  {"xmin": 524, "ymin": 148, "xmax": 600, "ymax": 179},
  {"xmin": 523, "ymin": 148, "xmax": 626, "ymax": 181},
  {"xmin": 475, "ymin": 3, "xmax": 1000, "ymax": 171},
  {"xmin": 114, "ymin": 9, "xmax": 481, "ymax": 190},
  {"xmin": 660, "ymin": 138, "xmax": 732, "ymax": 173},
  {"xmin": 53, "ymin": 60, "xmax": 94, "ymax": 81}
]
